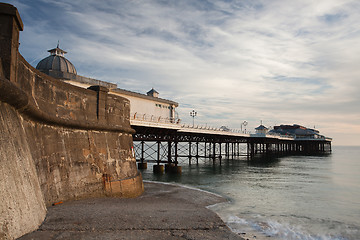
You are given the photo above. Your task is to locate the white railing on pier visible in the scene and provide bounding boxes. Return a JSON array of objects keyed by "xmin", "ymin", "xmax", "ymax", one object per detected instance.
[
  {"xmin": 130, "ymin": 113, "xmax": 182, "ymax": 129},
  {"xmin": 130, "ymin": 113, "xmax": 250, "ymax": 137},
  {"xmin": 294, "ymin": 136, "xmax": 332, "ymax": 141},
  {"xmin": 178, "ymin": 124, "xmax": 250, "ymax": 137},
  {"xmin": 131, "ymin": 112, "xmax": 181, "ymax": 124}
]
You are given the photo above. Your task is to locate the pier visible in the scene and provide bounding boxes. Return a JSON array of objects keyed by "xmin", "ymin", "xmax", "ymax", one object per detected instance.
[{"xmin": 131, "ymin": 116, "xmax": 332, "ymax": 173}]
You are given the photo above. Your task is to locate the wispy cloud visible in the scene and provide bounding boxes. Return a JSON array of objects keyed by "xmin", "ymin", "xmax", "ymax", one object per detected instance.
[{"xmin": 6, "ymin": 0, "xmax": 360, "ymax": 145}]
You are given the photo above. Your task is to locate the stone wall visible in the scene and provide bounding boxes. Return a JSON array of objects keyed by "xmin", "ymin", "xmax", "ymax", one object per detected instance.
[{"xmin": 0, "ymin": 3, "xmax": 143, "ymax": 239}]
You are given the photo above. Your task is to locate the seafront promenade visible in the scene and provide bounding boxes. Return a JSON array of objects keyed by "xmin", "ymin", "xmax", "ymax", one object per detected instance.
[{"xmin": 19, "ymin": 182, "xmax": 244, "ymax": 240}]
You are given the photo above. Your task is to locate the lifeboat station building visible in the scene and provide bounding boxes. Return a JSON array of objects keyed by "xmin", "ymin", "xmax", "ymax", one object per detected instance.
[{"xmin": 36, "ymin": 45, "xmax": 179, "ymax": 124}]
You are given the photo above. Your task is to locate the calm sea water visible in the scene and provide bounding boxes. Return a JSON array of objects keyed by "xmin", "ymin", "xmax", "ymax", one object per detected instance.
[{"xmin": 140, "ymin": 146, "xmax": 360, "ymax": 240}]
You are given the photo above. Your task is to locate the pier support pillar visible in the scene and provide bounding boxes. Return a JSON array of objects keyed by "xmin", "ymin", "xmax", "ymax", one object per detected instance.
[
  {"xmin": 219, "ymin": 143, "xmax": 222, "ymax": 165},
  {"xmin": 165, "ymin": 163, "xmax": 173, "ymax": 172},
  {"xmin": 174, "ymin": 141, "xmax": 178, "ymax": 165},
  {"xmin": 165, "ymin": 163, "xmax": 182, "ymax": 173},
  {"xmin": 138, "ymin": 162, "xmax": 147, "ymax": 169},
  {"xmin": 225, "ymin": 143, "xmax": 229, "ymax": 158},
  {"xmin": 212, "ymin": 142, "xmax": 216, "ymax": 164},
  {"xmin": 153, "ymin": 165, "xmax": 164, "ymax": 174},
  {"xmin": 233, "ymin": 143, "xmax": 235, "ymax": 157},
  {"xmin": 196, "ymin": 142, "xmax": 199, "ymax": 164},
  {"xmin": 237, "ymin": 143, "xmax": 240, "ymax": 156},
  {"xmin": 153, "ymin": 141, "xmax": 164, "ymax": 173},
  {"xmin": 204, "ymin": 142, "xmax": 207, "ymax": 158},
  {"xmin": 247, "ymin": 142, "xmax": 255, "ymax": 158},
  {"xmin": 138, "ymin": 141, "xmax": 147, "ymax": 169},
  {"xmin": 171, "ymin": 165, "xmax": 182, "ymax": 174},
  {"xmin": 188, "ymin": 141, "xmax": 192, "ymax": 165},
  {"xmin": 168, "ymin": 141, "xmax": 172, "ymax": 163}
]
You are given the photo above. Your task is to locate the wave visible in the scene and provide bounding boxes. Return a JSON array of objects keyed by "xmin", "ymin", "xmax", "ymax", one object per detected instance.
[{"xmin": 225, "ymin": 215, "xmax": 356, "ymax": 240}]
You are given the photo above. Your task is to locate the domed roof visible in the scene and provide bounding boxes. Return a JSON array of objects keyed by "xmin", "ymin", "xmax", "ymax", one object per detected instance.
[{"xmin": 36, "ymin": 44, "xmax": 77, "ymax": 75}]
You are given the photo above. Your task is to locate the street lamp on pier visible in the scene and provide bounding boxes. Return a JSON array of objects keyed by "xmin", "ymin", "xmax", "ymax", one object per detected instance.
[
  {"xmin": 190, "ymin": 110, "xmax": 197, "ymax": 127},
  {"xmin": 241, "ymin": 120, "xmax": 248, "ymax": 133}
]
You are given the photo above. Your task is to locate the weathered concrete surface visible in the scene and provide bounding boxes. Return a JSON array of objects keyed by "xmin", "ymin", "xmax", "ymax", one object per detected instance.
[
  {"xmin": 19, "ymin": 182, "xmax": 244, "ymax": 240},
  {"xmin": 0, "ymin": 102, "xmax": 46, "ymax": 240},
  {"xmin": 0, "ymin": 3, "xmax": 144, "ymax": 239}
]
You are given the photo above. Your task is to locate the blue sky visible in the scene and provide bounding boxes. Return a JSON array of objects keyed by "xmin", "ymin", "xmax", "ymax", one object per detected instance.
[{"xmin": 5, "ymin": 0, "xmax": 360, "ymax": 145}]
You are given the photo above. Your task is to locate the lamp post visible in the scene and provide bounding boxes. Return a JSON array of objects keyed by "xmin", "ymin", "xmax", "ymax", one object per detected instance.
[
  {"xmin": 190, "ymin": 110, "xmax": 197, "ymax": 127},
  {"xmin": 241, "ymin": 120, "xmax": 248, "ymax": 133}
]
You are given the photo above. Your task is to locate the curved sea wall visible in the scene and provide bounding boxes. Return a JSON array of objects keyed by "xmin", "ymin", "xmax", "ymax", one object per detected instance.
[{"xmin": 0, "ymin": 3, "xmax": 143, "ymax": 239}]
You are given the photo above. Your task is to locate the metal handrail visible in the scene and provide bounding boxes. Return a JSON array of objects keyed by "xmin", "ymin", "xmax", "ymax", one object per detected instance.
[{"xmin": 131, "ymin": 112, "xmax": 181, "ymax": 125}]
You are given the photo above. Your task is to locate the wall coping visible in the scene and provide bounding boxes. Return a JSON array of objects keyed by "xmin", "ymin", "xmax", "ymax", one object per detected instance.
[
  {"xmin": 0, "ymin": 3, "xmax": 23, "ymax": 31},
  {"xmin": 0, "ymin": 75, "xmax": 135, "ymax": 134}
]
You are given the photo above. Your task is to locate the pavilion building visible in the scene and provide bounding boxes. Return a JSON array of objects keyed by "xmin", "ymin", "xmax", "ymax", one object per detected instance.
[{"xmin": 36, "ymin": 45, "xmax": 179, "ymax": 123}]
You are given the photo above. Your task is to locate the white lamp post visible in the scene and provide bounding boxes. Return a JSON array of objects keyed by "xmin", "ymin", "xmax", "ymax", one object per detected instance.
[
  {"xmin": 190, "ymin": 110, "xmax": 197, "ymax": 127},
  {"xmin": 241, "ymin": 120, "xmax": 248, "ymax": 133}
]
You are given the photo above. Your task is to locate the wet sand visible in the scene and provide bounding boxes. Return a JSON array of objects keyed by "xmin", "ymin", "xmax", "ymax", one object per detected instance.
[{"xmin": 19, "ymin": 182, "xmax": 244, "ymax": 240}]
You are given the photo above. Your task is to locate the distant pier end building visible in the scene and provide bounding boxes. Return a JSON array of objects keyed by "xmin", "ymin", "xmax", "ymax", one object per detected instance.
[
  {"xmin": 269, "ymin": 124, "xmax": 331, "ymax": 140},
  {"xmin": 36, "ymin": 46, "xmax": 179, "ymax": 124}
]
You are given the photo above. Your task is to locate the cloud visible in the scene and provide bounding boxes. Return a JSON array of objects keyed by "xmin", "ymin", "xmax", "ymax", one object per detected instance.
[{"xmin": 5, "ymin": 0, "xmax": 360, "ymax": 145}]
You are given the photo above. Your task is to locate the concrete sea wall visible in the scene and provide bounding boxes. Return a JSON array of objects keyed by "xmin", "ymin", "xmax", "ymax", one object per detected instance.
[{"xmin": 0, "ymin": 3, "xmax": 143, "ymax": 239}]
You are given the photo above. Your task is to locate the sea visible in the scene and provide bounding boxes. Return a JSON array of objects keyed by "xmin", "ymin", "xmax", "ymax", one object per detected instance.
[{"xmin": 139, "ymin": 145, "xmax": 360, "ymax": 240}]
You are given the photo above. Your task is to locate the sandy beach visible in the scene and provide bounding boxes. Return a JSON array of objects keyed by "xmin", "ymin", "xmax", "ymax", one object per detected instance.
[{"xmin": 19, "ymin": 182, "xmax": 244, "ymax": 240}]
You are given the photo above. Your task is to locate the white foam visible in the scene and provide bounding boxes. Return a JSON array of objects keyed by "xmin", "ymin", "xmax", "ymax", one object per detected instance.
[
  {"xmin": 143, "ymin": 180, "xmax": 225, "ymax": 198},
  {"xmin": 224, "ymin": 215, "xmax": 350, "ymax": 240}
]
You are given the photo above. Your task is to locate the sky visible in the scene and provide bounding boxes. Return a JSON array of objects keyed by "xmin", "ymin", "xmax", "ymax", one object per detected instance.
[{"xmin": 4, "ymin": 0, "xmax": 360, "ymax": 146}]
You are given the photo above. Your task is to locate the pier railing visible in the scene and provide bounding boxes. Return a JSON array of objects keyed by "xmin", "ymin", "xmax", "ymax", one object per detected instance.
[
  {"xmin": 131, "ymin": 112, "xmax": 181, "ymax": 125},
  {"xmin": 130, "ymin": 112, "xmax": 250, "ymax": 135}
]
